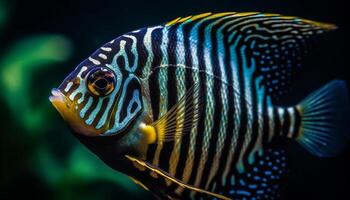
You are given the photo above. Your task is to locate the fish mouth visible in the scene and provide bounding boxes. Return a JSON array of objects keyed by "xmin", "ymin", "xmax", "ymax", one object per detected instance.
[
  {"xmin": 49, "ymin": 88, "xmax": 105, "ymax": 136},
  {"xmin": 49, "ymin": 88, "xmax": 74, "ymax": 109},
  {"xmin": 49, "ymin": 88, "xmax": 74, "ymax": 118},
  {"xmin": 49, "ymin": 88, "xmax": 66, "ymax": 104}
]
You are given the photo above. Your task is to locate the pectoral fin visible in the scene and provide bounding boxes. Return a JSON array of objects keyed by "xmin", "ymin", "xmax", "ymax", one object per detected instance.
[
  {"xmin": 140, "ymin": 83, "xmax": 203, "ymax": 144},
  {"xmin": 125, "ymin": 155, "xmax": 230, "ymax": 200}
]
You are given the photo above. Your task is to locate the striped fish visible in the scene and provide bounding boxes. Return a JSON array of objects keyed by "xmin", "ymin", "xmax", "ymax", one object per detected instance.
[{"xmin": 49, "ymin": 12, "xmax": 349, "ymax": 200}]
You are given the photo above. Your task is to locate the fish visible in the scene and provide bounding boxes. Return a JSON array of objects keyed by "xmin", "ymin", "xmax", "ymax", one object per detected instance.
[{"xmin": 49, "ymin": 12, "xmax": 349, "ymax": 200}]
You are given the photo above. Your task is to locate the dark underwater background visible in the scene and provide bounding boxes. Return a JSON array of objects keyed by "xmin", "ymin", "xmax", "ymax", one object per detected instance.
[{"xmin": 0, "ymin": 0, "xmax": 348, "ymax": 199}]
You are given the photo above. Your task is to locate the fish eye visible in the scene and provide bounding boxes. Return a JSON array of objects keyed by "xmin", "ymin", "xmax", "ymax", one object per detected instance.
[{"xmin": 86, "ymin": 67, "xmax": 116, "ymax": 97}]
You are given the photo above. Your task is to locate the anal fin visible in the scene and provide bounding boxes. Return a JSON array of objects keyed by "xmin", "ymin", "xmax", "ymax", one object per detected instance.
[{"xmin": 125, "ymin": 155, "xmax": 230, "ymax": 200}]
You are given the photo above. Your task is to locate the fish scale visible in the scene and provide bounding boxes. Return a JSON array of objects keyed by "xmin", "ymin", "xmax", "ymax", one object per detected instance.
[{"xmin": 50, "ymin": 12, "xmax": 348, "ymax": 200}]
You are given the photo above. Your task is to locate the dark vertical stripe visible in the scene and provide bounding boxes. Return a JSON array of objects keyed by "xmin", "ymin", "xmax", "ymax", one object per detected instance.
[
  {"xmin": 91, "ymin": 97, "xmax": 109, "ymax": 127},
  {"xmin": 293, "ymin": 107, "xmax": 302, "ymax": 139},
  {"xmin": 282, "ymin": 108, "xmax": 291, "ymax": 137},
  {"xmin": 272, "ymin": 107, "xmax": 282, "ymax": 141},
  {"xmin": 149, "ymin": 28, "xmax": 163, "ymax": 121},
  {"xmin": 83, "ymin": 96, "xmax": 99, "ymax": 121},
  {"xmin": 134, "ymin": 29, "xmax": 148, "ymax": 77},
  {"xmin": 77, "ymin": 92, "xmax": 90, "ymax": 111},
  {"xmin": 262, "ymin": 94, "xmax": 270, "ymax": 148}
]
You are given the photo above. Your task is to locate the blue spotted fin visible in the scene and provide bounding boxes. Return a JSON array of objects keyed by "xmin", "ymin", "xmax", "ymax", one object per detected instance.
[
  {"xmin": 222, "ymin": 146, "xmax": 289, "ymax": 199},
  {"xmin": 296, "ymin": 80, "xmax": 349, "ymax": 157},
  {"xmin": 125, "ymin": 155, "xmax": 230, "ymax": 200}
]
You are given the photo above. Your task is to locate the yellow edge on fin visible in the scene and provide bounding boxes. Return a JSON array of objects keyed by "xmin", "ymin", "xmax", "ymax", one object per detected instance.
[
  {"xmin": 129, "ymin": 177, "xmax": 149, "ymax": 191},
  {"xmin": 233, "ymin": 12, "xmax": 259, "ymax": 17},
  {"xmin": 263, "ymin": 13, "xmax": 281, "ymax": 17},
  {"xmin": 125, "ymin": 155, "xmax": 230, "ymax": 200},
  {"xmin": 302, "ymin": 19, "xmax": 338, "ymax": 30},
  {"xmin": 207, "ymin": 12, "xmax": 235, "ymax": 19},
  {"xmin": 166, "ymin": 12, "xmax": 212, "ymax": 27},
  {"xmin": 166, "ymin": 17, "xmax": 181, "ymax": 26},
  {"xmin": 190, "ymin": 12, "xmax": 212, "ymax": 21},
  {"xmin": 178, "ymin": 15, "xmax": 192, "ymax": 23}
]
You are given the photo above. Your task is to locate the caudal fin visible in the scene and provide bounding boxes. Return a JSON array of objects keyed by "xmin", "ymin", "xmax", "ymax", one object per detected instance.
[{"xmin": 296, "ymin": 80, "xmax": 349, "ymax": 157}]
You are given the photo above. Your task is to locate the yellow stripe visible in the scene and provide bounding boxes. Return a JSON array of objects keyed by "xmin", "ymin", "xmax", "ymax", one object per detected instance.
[
  {"xmin": 233, "ymin": 12, "xmax": 259, "ymax": 17},
  {"xmin": 263, "ymin": 13, "xmax": 281, "ymax": 17},
  {"xmin": 207, "ymin": 12, "xmax": 235, "ymax": 19},
  {"xmin": 129, "ymin": 177, "xmax": 149, "ymax": 191},
  {"xmin": 166, "ymin": 17, "xmax": 181, "ymax": 26},
  {"xmin": 190, "ymin": 12, "xmax": 212, "ymax": 21},
  {"xmin": 301, "ymin": 19, "xmax": 337, "ymax": 30},
  {"xmin": 178, "ymin": 15, "xmax": 192, "ymax": 23}
]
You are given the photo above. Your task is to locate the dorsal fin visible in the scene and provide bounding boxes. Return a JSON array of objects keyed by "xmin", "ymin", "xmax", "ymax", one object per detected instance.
[{"xmin": 165, "ymin": 12, "xmax": 337, "ymax": 101}]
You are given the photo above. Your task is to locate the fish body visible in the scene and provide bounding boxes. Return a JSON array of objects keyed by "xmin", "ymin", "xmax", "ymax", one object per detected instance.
[{"xmin": 50, "ymin": 12, "xmax": 349, "ymax": 200}]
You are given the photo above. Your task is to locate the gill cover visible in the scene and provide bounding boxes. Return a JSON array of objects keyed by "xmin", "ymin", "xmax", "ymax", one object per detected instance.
[{"xmin": 103, "ymin": 73, "xmax": 143, "ymax": 136}]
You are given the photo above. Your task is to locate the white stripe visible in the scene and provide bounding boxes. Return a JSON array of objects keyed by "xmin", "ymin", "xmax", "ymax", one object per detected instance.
[
  {"xmin": 278, "ymin": 107, "xmax": 285, "ymax": 136},
  {"xmin": 68, "ymin": 66, "xmax": 88, "ymax": 101},
  {"xmin": 89, "ymin": 57, "xmax": 101, "ymax": 65},
  {"xmin": 101, "ymin": 47, "xmax": 112, "ymax": 52},
  {"xmin": 267, "ymin": 105, "xmax": 275, "ymax": 142},
  {"xmin": 98, "ymin": 53, "xmax": 107, "ymax": 60},
  {"xmin": 64, "ymin": 82, "xmax": 73, "ymax": 92},
  {"xmin": 287, "ymin": 107, "xmax": 295, "ymax": 138},
  {"xmin": 77, "ymin": 93, "xmax": 85, "ymax": 104}
]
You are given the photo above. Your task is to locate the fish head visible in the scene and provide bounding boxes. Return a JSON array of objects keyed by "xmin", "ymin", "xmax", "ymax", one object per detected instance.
[{"xmin": 50, "ymin": 41, "xmax": 145, "ymax": 139}]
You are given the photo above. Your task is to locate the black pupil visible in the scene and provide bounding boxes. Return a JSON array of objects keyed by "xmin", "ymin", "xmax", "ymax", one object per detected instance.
[{"xmin": 95, "ymin": 78, "xmax": 108, "ymax": 89}]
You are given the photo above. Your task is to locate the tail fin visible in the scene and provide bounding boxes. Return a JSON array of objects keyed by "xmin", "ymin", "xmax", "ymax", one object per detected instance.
[{"xmin": 296, "ymin": 80, "xmax": 349, "ymax": 157}]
